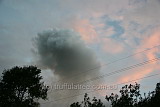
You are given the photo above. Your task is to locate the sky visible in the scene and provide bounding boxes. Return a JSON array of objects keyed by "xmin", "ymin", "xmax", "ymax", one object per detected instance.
[{"xmin": 0, "ymin": 0, "xmax": 160, "ymax": 106}]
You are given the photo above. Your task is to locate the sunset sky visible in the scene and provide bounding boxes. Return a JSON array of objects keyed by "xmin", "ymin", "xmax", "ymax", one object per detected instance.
[{"xmin": 0, "ymin": 0, "xmax": 160, "ymax": 106}]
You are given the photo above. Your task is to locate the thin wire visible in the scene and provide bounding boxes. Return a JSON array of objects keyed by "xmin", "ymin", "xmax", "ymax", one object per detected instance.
[
  {"xmin": 77, "ymin": 57, "xmax": 160, "ymax": 84},
  {"xmin": 49, "ymin": 57, "xmax": 160, "ymax": 94},
  {"xmin": 51, "ymin": 45, "xmax": 160, "ymax": 84},
  {"xmin": 41, "ymin": 73, "xmax": 160, "ymax": 104}
]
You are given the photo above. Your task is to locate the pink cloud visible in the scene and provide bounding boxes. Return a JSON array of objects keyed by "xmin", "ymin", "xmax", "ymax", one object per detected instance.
[
  {"xmin": 102, "ymin": 38, "xmax": 124, "ymax": 54},
  {"xmin": 118, "ymin": 64, "xmax": 159, "ymax": 84},
  {"xmin": 72, "ymin": 18, "xmax": 124, "ymax": 54},
  {"xmin": 73, "ymin": 19, "xmax": 99, "ymax": 44},
  {"xmin": 118, "ymin": 30, "xmax": 160, "ymax": 83},
  {"xmin": 137, "ymin": 31, "xmax": 160, "ymax": 61}
]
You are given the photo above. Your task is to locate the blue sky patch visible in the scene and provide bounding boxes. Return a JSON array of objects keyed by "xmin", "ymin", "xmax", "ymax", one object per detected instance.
[{"xmin": 106, "ymin": 20, "xmax": 125, "ymax": 40}]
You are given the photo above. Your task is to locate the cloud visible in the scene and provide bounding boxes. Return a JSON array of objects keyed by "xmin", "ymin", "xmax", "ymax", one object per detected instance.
[
  {"xmin": 136, "ymin": 30, "xmax": 160, "ymax": 60},
  {"xmin": 118, "ymin": 64, "xmax": 159, "ymax": 84},
  {"xmin": 102, "ymin": 38, "xmax": 124, "ymax": 54},
  {"xmin": 33, "ymin": 29, "xmax": 102, "ymax": 106},
  {"xmin": 33, "ymin": 28, "xmax": 100, "ymax": 76},
  {"xmin": 1, "ymin": 0, "xmax": 160, "ymax": 106},
  {"xmin": 71, "ymin": 15, "xmax": 125, "ymax": 54},
  {"xmin": 118, "ymin": 30, "xmax": 160, "ymax": 83},
  {"xmin": 124, "ymin": 0, "xmax": 160, "ymax": 26},
  {"xmin": 73, "ymin": 19, "xmax": 99, "ymax": 44}
]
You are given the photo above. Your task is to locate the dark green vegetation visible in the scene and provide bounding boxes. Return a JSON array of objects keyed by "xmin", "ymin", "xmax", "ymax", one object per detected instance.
[
  {"xmin": 71, "ymin": 82, "xmax": 160, "ymax": 107},
  {"xmin": 0, "ymin": 66, "xmax": 49, "ymax": 107}
]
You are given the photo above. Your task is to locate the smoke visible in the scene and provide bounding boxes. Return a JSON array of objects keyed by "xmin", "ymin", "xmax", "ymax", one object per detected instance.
[
  {"xmin": 33, "ymin": 29, "xmax": 101, "ymax": 107},
  {"xmin": 34, "ymin": 28, "xmax": 100, "ymax": 77}
]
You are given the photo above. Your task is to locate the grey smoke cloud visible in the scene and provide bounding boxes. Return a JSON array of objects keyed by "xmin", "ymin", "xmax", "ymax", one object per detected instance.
[{"xmin": 34, "ymin": 28, "xmax": 100, "ymax": 76}]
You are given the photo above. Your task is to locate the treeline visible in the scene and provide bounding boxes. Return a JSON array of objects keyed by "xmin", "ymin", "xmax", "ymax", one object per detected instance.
[
  {"xmin": 0, "ymin": 66, "xmax": 159, "ymax": 107},
  {"xmin": 70, "ymin": 82, "xmax": 160, "ymax": 107}
]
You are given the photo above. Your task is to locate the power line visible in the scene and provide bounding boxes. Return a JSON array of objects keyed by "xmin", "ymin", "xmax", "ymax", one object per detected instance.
[
  {"xmin": 41, "ymin": 72, "xmax": 160, "ymax": 104},
  {"xmin": 77, "ymin": 57, "xmax": 160, "ymax": 84},
  {"xmin": 51, "ymin": 45, "xmax": 160, "ymax": 84},
  {"xmin": 41, "ymin": 45, "xmax": 160, "ymax": 104},
  {"xmin": 49, "ymin": 57, "xmax": 160, "ymax": 94}
]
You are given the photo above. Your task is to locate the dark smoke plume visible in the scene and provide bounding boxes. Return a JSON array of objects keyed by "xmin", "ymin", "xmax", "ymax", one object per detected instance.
[{"xmin": 34, "ymin": 28, "xmax": 100, "ymax": 76}]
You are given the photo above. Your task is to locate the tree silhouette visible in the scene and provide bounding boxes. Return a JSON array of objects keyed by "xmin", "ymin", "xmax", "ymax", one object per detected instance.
[
  {"xmin": 106, "ymin": 83, "xmax": 141, "ymax": 107},
  {"xmin": 70, "ymin": 82, "xmax": 160, "ymax": 107},
  {"xmin": 106, "ymin": 82, "xmax": 160, "ymax": 107},
  {"xmin": 137, "ymin": 82, "xmax": 160, "ymax": 107},
  {"xmin": 0, "ymin": 66, "xmax": 49, "ymax": 107},
  {"xmin": 70, "ymin": 93, "xmax": 105, "ymax": 107}
]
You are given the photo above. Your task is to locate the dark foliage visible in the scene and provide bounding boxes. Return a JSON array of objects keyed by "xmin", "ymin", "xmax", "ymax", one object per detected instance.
[
  {"xmin": 70, "ymin": 93, "xmax": 105, "ymax": 107},
  {"xmin": 70, "ymin": 82, "xmax": 160, "ymax": 107},
  {"xmin": 0, "ymin": 66, "xmax": 49, "ymax": 107},
  {"xmin": 106, "ymin": 82, "xmax": 160, "ymax": 107},
  {"xmin": 106, "ymin": 83, "xmax": 141, "ymax": 107}
]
